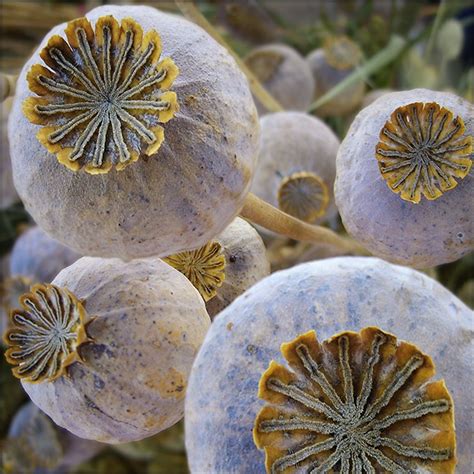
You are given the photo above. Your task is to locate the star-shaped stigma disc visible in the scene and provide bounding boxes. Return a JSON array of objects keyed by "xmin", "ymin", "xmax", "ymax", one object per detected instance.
[{"xmin": 23, "ymin": 15, "xmax": 179, "ymax": 174}]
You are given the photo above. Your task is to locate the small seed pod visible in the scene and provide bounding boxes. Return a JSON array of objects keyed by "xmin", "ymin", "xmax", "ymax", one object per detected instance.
[
  {"xmin": 244, "ymin": 44, "xmax": 315, "ymax": 114},
  {"xmin": 306, "ymin": 36, "xmax": 365, "ymax": 117},
  {"xmin": 436, "ymin": 19, "xmax": 464, "ymax": 62},
  {"xmin": 254, "ymin": 327, "xmax": 456, "ymax": 473},
  {"xmin": 185, "ymin": 257, "xmax": 472, "ymax": 473},
  {"xmin": 4, "ymin": 256, "xmax": 210, "ymax": 443},
  {"xmin": 10, "ymin": 226, "xmax": 81, "ymax": 284},
  {"xmin": 165, "ymin": 217, "xmax": 270, "ymax": 319},
  {"xmin": 251, "ymin": 112, "xmax": 339, "ymax": 224},
  {"xmin": 335, "ymin": 89, "xmax": 473, "ymax": 268},
  {"xmin": 9, "ymin": 5, "xmax": 258, "ymax": 259},
  {"xmin": 400, "ymin": 50, "xmax": 438, "ymax": 90},
  {"xmin": 6, "ymin": 402, "xmax": 103, "ymax": 472},
  {"xmin": 1, "ymin": 97, "xmax": 18, "ymax": 208}
]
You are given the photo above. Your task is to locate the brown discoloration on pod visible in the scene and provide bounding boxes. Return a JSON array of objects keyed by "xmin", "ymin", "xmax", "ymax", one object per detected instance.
[
  {"xmin": 376, "ymin": 102, "xmax": 472, "ymax": 203},
  {"xmin": 163, "ymin": 241, "xmax": 226, "ymax": 302},
  {"xmin": 23, "ymin": 15, "xmax": 178, "ymax": 174},
  {"xmin": 254, "ymin": 327, "xmax": 456, "ymax": 473},
  {"xmin": 277, "ymin": 171, "xmax": 329, "ymax": 223},
  {"xmin": 4, "ymin": 283, "xmax": 93, "ymax": 383}
]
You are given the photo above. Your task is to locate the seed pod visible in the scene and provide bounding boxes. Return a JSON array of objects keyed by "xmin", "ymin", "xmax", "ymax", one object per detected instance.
[
  {"xmin": 185, "ymin": 257, "xmax": 472, "ymax": 473},
  {"xmin": 9, "ymin": 5, "xmax": 258, "ymax": 259},
  {"xmin": 6, "ymin": 402, "xmax": 103, "ymax": 472},
  {"xmin": 335, "ymin": 89, "xmax": 473, "ymax": 267},
  {"xmin": 254, "ymin": 327, "xmax": 455, "ymax": 473},
  {"xmin": 244, "ymin": 44, "xmax": 315, "ymax": 114},
  {"xmin": 436, "ymin": 19, "xmax": 464, "ymax": 62},
  {"xmin": 251, "ymin": 112, "xmax": 339, "ymax": 224},
  {"xmin": 10, "ymin": 226, "xmax": 80, "ymax": 284},
  {"xmin": 4, "ymin": 256, "xmax": 210, "ymax": 443},
  {"xmin": 165, "ymin": 218, "xmax": 270, "ymax": 319},
  {"xmin": 306, "ymin": 36, "xmax": 365, "ymax": 117}
]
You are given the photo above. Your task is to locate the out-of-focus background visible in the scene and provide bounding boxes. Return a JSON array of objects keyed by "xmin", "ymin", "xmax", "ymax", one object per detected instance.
[{"xmin": 0, "ymin": 1, "xmax": 472, "ymax": 473}]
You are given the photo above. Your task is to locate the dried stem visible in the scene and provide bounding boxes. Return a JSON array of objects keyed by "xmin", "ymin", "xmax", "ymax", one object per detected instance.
[
  {"xmin": 175, "ymin": 0, "xmax": 283, "ymax": 113},
  {"xmin": 240, "ymin": 193, "xmax": 368, "ymax": 256}
]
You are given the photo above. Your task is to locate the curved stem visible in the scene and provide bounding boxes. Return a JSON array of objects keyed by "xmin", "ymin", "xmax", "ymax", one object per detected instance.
[
  {"xmin": 240, "ymin": 193, "xmax": 368, "ymax": 255},
  {"xmin": 175, "ymin": 0, "xmax": 283, "ymax": 113}
]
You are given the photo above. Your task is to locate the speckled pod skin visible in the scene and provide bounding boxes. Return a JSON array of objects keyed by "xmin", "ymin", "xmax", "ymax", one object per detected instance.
[
  {"xmin": 9, "ymin": 5, "xmax": 258, "ymax": 260},
  {"xmin": 22, "ymin": 257, "xmax": 210, "ymax": 443},
  {"xmin": 1, "ymin": 97, "xmax": 18, "ymax": 207},
  {"xmin": 8, "ymin": 402, "xmax": 103, "ymax": 471},
  {"xmin": 185, "ymin": 257, "xmax": 473, "ymax": 473},
  {"xmin": 251, "ymin": 112, "xmax": 340, "ymax": 223},
  {"xmin": 335, "ymin": 89, "xmax": 473, "ymax": 268},
  {"xmin": 244, "ymin": 44, "xmax": 314, "ymax": 114},
  {"xmin": 10, "ymin": 226, "xmax": 80, "ymax": 283},
  {"xmin": 306, "ymin": 48, "xmax": 365, "ymax": 117},
  {"xmin": 206, "ymin": 218, "xmax": 270, "ymax": 319}
]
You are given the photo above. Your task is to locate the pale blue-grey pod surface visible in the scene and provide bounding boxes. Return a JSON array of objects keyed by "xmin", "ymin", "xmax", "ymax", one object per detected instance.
[{"xmin": 185, "ymin": 257, "xmax": 473, "ymax": 473}]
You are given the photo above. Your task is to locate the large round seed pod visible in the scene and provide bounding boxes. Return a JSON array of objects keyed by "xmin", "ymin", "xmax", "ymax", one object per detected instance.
[
  {"xmin": 185, "ymin": 257, "xmax": 473, "ymax": 473},
  {"xmin": 9, "ymin": 5, "xmax": 258, "ymax": 260},
  {"xmin": 4, "ymin": 257, "xmax": 210, "ymax": 443},
  {"xmin": 6, "ymin": 402, "xmax": 103, "ymax": 473},
  {"xmin": 164, "ymin": 217, "xmax": 270, "ymax": 319},
  {"xmin": 335, "ymin": 89, "xmax": 473, "ymax": 268},
  {"xmin": 251, "ymin": 112, "xmax": 339, "ymax": 224},
  {"xmin": 244, "ymin": 44, "xmax": 314, "ymax": 114},
  {"xmin": 306, "ymin": 36, "xmax": 365, "ymax": 117},
  {"xmin": 1, "ymin": 97, "xmax": 18, "ymax": 208}
]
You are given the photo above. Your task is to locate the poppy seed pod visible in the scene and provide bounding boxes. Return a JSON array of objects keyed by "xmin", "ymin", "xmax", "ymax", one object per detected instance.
[
  {"xmin": 335, "ymin": 89, "xmax": 473, "ymax": 268},
  {"xmin": 165, "ymin": 217, "xmax": 270, "ymax": 319},
  {"xmin": 6, "ymin": 402, "xmax": 103, "ymax": 472},
  {"xmin": 9, "ymin": 5, "xmax": 259, "ymax": 260},
  {"xmin": 251, "ymin": 112, "xmax": 340, "ymax": 224},
  {"xmin": 185, "ymin": 257, "xmax": 472, "ymax": 473},
  {"xmin": 4, "ymin": 256, "xmax": 210, "ymax": 443},
  {"xmin": 10, "ymin": 226, "xmax": 80, "ymax": 284},
  {"xmin": 306, "ymin": 36, "xmax": 365, "ymax": 117},
  {"xmin": 244, "ymin": 44, "xmax": 315, "ymax": 114}
]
